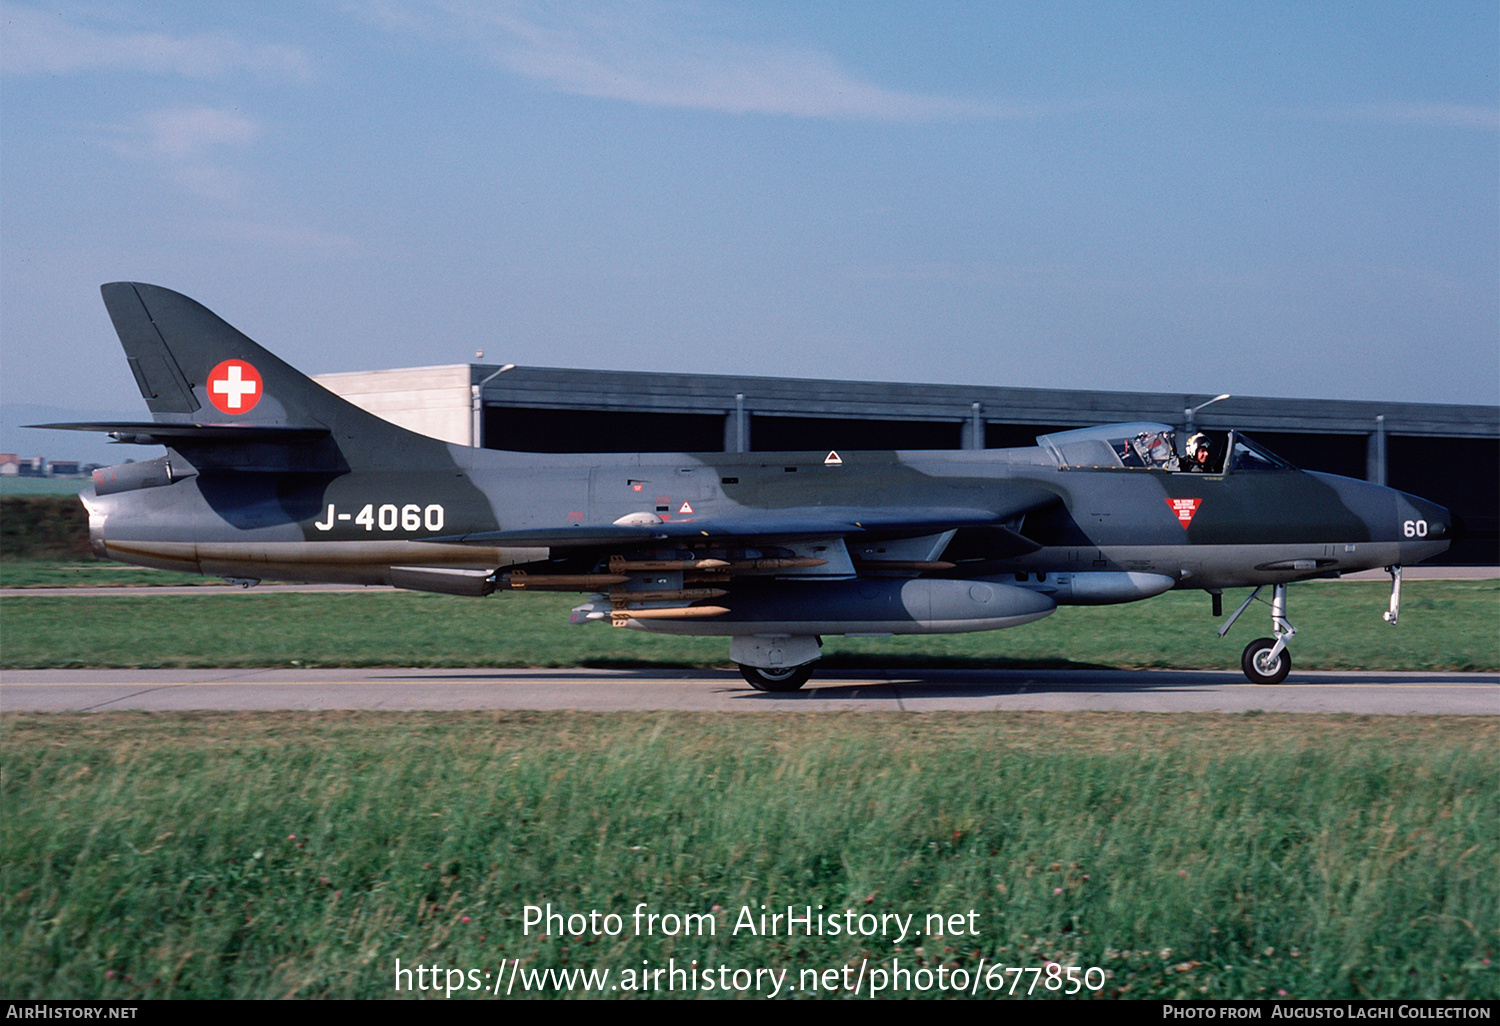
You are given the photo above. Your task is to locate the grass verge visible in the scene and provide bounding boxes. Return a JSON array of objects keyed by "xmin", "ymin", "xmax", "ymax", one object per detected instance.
[
  {"xmin": 1, "ymin": 579, "xmax": 1496, "ymax": 671},
  {"xmin": 2, "ymin": 711, "xmax": 1495, "ymax": 1000}
]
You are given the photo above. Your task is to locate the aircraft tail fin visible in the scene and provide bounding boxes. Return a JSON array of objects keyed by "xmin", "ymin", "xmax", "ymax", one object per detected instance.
[{"xmin": 97, "ymin": 282, "xmax": 450, "ymax": 467}]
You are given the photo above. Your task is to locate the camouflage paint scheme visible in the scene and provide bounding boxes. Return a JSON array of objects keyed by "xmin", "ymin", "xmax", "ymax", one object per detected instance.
[{"xmin": 47, "ymin": 284, "xmax": 1454, "ymax": 689}]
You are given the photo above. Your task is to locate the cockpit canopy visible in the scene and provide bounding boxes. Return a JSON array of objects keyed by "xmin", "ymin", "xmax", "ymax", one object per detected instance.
[
  {"xmin": 1038, "ymin": 423, "xmax": 1181, "ymax": 469},
  {"xmin": 1037, "ymin": 422, "xmax": 1294, "ymax": 474}
]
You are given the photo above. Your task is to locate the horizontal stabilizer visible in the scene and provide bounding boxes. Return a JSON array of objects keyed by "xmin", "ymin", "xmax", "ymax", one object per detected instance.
[{"xmin": 27, "ymin": 422, "xmax": 331, "ymax": 444}]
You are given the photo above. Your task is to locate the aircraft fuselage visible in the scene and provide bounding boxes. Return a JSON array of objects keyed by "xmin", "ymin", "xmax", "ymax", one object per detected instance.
[{"xmin": 84, "ymin": 439, "xmax": 1451, "ymax": 595}]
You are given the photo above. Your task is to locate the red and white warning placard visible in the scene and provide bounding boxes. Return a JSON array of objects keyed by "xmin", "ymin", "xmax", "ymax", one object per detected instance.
[{"xmin": 1166, "ymin": 497, "xmax": 1202, "ymax": 528}]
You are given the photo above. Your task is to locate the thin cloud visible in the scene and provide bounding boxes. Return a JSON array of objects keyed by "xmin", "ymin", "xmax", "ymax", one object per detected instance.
[
  {"xmin": 1, "ymin": 2, "xmax": 312, "ymax": 81},
  {"xmin": 109, "ymin": 106, "xmax": 260, "ymax": 200},
  {"xmin": 137, "ymin": 106, "xmax": 260, "ymax": 160},
  {"xmin": 419, "ymin": 1, "xmax": 1061, "ymax": 121}
]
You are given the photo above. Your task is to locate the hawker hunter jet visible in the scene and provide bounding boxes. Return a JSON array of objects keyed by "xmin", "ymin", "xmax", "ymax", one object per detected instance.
[{"xmin": 39, "ymin": 283, "xmax": 1455, "ymax": 689}]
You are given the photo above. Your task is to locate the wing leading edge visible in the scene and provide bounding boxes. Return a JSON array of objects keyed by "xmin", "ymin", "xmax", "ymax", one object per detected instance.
[{"xmin": 436, "ymin": 487, "xmax": 1061, "ymax": 549}]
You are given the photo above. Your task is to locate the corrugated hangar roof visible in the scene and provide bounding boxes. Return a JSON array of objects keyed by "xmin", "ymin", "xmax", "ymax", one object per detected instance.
[
  {"xmin": 473, "ymin": 365, "xmax": 1498, "ymax": 438},
  {"xmin": 316, "ymin": 363, "xmax": 1497, "ymax": 564}
]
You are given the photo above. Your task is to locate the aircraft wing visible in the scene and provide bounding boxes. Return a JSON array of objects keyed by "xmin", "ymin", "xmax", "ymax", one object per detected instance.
[{"xmin": 437, "ymin": 487, "xmax": 1060, "ymax": 549}]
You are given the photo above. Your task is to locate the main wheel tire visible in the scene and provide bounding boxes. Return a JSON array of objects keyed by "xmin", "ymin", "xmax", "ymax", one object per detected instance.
[
  {"xmin": 738, "ymin": 663, "xmax": 813, "ymax": 692},
  {"xmin": 1241, "ymin": 637, "xmax": 1291, "ymax": 685}
]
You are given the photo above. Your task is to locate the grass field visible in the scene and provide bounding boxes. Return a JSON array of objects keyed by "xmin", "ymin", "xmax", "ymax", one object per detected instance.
[
  {"xmin": 4, "ymin": 563, "xmax": 1495, "ymax": 1001},
  {"xmin": 2, "ymin": 711, "xmax": 1494, "ymax": 1000},
  {"xmin": 2, "ymin": 569, "xmax": 1495, "ymax": 672}
]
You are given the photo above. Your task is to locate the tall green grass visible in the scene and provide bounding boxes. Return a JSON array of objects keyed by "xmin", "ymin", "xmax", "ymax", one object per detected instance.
[{"xmin": 3, "ymin": 712, "xmax": 1494, "ymax": 999}]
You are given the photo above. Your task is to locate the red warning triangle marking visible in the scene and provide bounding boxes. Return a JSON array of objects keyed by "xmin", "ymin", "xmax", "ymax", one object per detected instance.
[
  {"xmin": 824, "ymin": 451, "xmax": 842, "ymax": 465},
  {"xmin": 1166, "ymin": 497, "xmax": 1202, "ymax": 528},
  {"xmin": 678, "ymin": 502, "xmax": 694, "ymax": 514}
]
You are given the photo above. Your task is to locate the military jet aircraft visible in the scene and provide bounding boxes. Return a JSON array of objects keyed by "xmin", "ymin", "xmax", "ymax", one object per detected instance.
[{"xmin": 39, "ymin": 283, "xmax": 1455, "ymax": 689}]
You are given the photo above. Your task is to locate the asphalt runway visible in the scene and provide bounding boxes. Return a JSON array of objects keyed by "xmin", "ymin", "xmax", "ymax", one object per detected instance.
[{"xmin": 2, "ymin": 665, "xmax": 1495, "ymax": 714}]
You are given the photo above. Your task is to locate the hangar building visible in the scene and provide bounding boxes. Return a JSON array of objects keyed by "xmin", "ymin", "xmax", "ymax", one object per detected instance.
[{"xmin": 313, "ymin": 364, "xmax": 1499, "ymax": 565}]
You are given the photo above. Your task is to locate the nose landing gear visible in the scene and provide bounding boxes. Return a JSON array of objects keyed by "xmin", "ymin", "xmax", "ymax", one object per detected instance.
[
  {"xmin": 1218, "ymin": 565, "xmax": 1406, "ymax": 684},
  {"xmin": 1219, "ymin": 582, "xmax": 1297, "ymax": 684},
  {"xmin": 1241, "ymin": 635, "xmax": 1291, "ymax": 685}
]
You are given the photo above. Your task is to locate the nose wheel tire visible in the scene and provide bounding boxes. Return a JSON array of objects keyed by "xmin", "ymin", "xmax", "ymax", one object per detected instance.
[
  {"xmin": 1242, "ymin": 637, "xmax": 1291, "ymax": 685},
  {"xmin": 739, "ymin": 664, "xmax": 813, "ymax": 692}
]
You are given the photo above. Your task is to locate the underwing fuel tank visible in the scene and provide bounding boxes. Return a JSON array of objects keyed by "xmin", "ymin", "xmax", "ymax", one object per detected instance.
[
  {"xmin": 1012, "ymin": 571, "xmax": 1178, "ymax": 606},
  {"xmin": 616, "ymin": 577, "xmax": 1057, "ymax": 636}
]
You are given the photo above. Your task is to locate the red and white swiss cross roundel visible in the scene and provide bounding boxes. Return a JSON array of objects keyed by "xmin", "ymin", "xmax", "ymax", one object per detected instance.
[{"xmin": 207, "ymin": 359, "xmax": 262, "ymax": 415}]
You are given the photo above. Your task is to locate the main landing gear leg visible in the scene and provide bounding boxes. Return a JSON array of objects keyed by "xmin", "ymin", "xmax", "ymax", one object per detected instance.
[
  {"xmin": 1218, "ymin": 583, "xmax": 1297, "ymax": 684},
  {"xmin": 730, "ymin": 636, "xmax": 821, "ymax": 692}
]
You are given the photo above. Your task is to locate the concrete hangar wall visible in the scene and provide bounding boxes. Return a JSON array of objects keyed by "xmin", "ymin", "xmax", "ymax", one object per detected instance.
[{"xmin": 313, "ymin": 364, "xmax": 1499, "ymax": 564}]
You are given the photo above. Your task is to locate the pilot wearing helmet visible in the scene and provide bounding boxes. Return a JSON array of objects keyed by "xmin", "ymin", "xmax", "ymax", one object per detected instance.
[{"xmin": 1186, "ymin": 433, "xmax": 1214, "ymax": 472}]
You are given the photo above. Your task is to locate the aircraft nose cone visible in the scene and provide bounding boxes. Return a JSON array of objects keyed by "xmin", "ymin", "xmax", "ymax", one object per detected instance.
[
  {"xmin": 1410, "ymin": 496, "xmax": 1452, "ymax": 539},
  {"xmin": 1395, "ymin": 492, "xmax": 1454, "ymax": 553}
]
